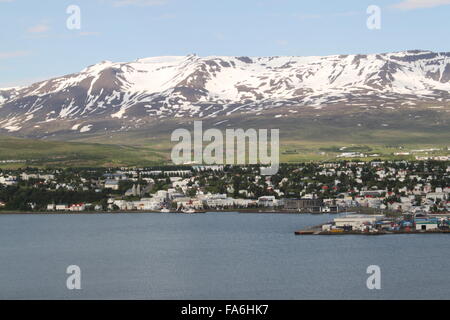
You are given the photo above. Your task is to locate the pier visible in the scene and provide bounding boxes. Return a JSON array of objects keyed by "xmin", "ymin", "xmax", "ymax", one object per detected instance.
[{"xmin": 295, "ymin": 214, "xmax": 450, "ymax": 235}]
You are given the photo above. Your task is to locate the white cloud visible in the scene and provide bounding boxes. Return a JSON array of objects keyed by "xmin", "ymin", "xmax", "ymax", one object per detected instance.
[
  {"xmin": 27, "ymin": 23, "xmax": 50, "ymax": 33},
  {"xmin": 293, "ymin": 13, "xmax": 322, "ymax": 21},
  {"xmin": 111, "ymin": 0, "xmax": 167, "ymax": 7},
  {"xmin": 392, "ymin": 0, "xmax": 450, "ymax": 10},
  {"xmin": 0, "ymin": 51, "xmax": 29, "ymax": 59}
]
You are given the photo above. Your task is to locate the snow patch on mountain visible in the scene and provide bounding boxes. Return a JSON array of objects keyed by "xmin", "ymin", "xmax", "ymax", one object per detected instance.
[
  {"xmin": 79, "ymin": 125, "xmax": 92, "ymax": 133},
  {"xmin": 1, "ymin": 50, "xmax": 450, "ymax": 135}
]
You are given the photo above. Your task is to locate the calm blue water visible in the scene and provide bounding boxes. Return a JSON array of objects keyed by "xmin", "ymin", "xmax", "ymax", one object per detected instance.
[{"xmin": 0, "ymin": 212, "xmax": 449, "ymax": 300}]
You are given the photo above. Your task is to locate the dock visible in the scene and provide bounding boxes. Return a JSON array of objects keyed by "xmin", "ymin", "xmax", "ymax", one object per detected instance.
[
  {"xmin": 294, "ymin": 214, "xmax": 450, "ymax": 236},
  {"xmin": 295, "ymin": 228, "xmax": 450, "ymax": 236}
]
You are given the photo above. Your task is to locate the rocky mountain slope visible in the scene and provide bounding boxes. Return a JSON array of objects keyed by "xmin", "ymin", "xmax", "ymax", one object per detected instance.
[{"xmin": 0, "ymin": 50, "xmax": 449, "ymax": 138}]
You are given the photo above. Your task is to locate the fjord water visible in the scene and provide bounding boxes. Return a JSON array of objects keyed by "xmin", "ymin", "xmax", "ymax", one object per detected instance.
[{"xmin": 0, "ymin": 212, "xmax": 449, "ymax": 300}]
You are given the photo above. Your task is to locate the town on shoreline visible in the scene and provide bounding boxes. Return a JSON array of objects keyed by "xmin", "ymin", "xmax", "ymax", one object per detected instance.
[{"xmin": 0, "ymin": 160, "xmax": 448, "ymax": 218}]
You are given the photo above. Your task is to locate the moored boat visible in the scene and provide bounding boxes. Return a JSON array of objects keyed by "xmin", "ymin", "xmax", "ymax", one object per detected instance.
[{"xmin": 181, "ymin": 208, "xmax": 196, "ymax": 214}]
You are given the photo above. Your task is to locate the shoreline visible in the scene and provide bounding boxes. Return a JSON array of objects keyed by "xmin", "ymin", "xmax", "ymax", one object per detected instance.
[
  {"xmin": 0, "ymin": 209, "xmax": 349, "ymax": 215},
  {"xmin": 295, "ymin": 229, "xmax": 450, "ymax": 235},
  {"xmin": 295, "ymin": 219, "xmax": 450, "ymax": 235}
]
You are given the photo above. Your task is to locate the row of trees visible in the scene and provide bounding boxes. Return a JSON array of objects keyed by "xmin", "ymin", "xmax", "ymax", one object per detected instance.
[{"xmin": 0, "ymin": 186, "xmax": 108, "ymax": 211}]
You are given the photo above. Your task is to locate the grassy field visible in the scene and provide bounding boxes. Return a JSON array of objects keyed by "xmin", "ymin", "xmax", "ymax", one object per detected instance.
[
  {"xmin": 1, "ymin": 105, "xmax": 448, "ymax": 168},
  {"xmin": 0, "ymin": 134, "xmax": 447, "ymax": 168},
  {"xmin": 0, "ymin": 136, "xmax": 167, "ymax": 168}
]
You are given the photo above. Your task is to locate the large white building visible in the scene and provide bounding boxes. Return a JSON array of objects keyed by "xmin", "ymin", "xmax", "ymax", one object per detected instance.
[{"xmin": 334, "ymin": 215, "xmax": 384, "ymax": 229}]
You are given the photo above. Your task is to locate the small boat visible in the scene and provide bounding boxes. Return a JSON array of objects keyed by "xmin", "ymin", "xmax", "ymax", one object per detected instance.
[
  {"xmin": 160, "ymin": 208, "xmax": 171, "ymax": 213},
  {"xmin": 181, "ymin": 208, "xmax": 196, "ymax": 214}
]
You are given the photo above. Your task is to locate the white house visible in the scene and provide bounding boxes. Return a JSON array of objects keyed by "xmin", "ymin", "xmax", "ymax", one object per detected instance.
[
  {"xmin": 70, "ymin": 203, "xmax": 86, "ymax": 212},
  {"xmin": 426, "ymin": 192, "xmax": 447, "ymax": 201},
  {"xmin": 258, "ymin": 196, "xmax": 276, "ymax": 207},
  {"xmin": 133, "ymin": 199, "xmax": 162, "ymax": 211},
  {"xmin": 0, "ymin": 176, "xmax": 17, "ymax": 186}
]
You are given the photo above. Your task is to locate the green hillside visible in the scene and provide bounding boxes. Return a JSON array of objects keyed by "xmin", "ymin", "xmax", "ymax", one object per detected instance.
[
  {"xmin": 0, "ymin": 136, "xmax": 167, "ymax": 168},
  {"xmin": 1, "ymin": 105, "xmax": 448, "ymax": 167}
]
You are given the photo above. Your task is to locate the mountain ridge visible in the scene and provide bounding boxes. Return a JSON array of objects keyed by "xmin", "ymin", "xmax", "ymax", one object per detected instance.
[{"xmin": 1, "ymin": 49, "xmax": 449, "ymax": 139}]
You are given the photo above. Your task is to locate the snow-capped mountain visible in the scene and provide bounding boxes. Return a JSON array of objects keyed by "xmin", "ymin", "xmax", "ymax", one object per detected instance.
[{"xmin": 1, "ymin": 50, "xmax": 449, "ymax": 137}]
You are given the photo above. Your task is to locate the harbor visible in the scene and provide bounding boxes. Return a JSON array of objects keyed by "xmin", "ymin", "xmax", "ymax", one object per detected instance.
[{"xmin": 295, "ymin": 213, "xmax": 450, "ymax": 235}]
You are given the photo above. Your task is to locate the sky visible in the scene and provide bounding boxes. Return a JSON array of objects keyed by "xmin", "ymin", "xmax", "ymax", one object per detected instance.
[{"xmin": 1, "ymin": 0, "xmax": 450, "ymax": 87}]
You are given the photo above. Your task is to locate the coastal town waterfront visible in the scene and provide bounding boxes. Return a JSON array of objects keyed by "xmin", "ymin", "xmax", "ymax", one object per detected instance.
[
  {"xmin": 1, "ymin": 161, "xmax": 449, "ymax": 299},
  {"xmin": 0, "ymin": 161, "xmax": 448, "ymax": 216}
]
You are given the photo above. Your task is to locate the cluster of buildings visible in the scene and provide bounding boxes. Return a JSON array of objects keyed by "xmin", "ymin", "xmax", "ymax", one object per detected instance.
[
  {"xmin": 319, "ymin": 213, "xmax": 450, "ymax": 234},
  {"xmin": 46, "ymin": 203, "xmax": 102, "ymax": 212},
  {"xmin": 335, "ymin": 147, "xmax": 450, "ymax": 160},
  {"xmin": 108, "ymin": 192, "xmax": 283, "ymax": 212},
  {"xmin": 133, "ymin": 160, "xmax": 449, "ymax": 214},
  {"xmin": 326, "ymin": 185, "xmax": 449, "ymax": 215},
  {"xmin": 0, "ymin": 160, "xmax": 448, "ymax": 215},
  {"xmin": 416, "ymin": 156, "xmax": 450, "ymax": 161},
  {"xmin": 0, "ymin": 175, "xmax": 17, "ymax": 186}
]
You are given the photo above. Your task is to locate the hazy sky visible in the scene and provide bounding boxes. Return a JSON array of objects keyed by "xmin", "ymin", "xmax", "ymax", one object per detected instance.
[{"xmin": 1, "ymin": 0, "xmax": 450, "ymax": 87}]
